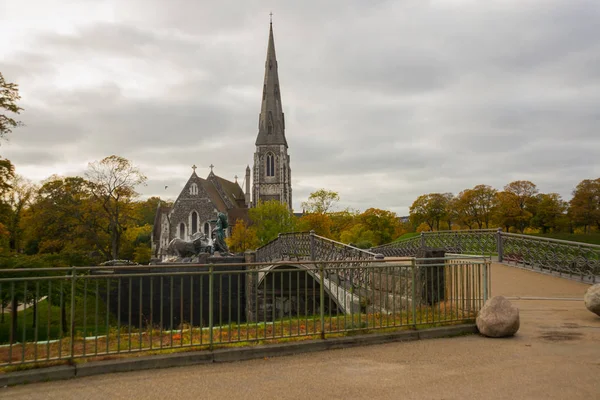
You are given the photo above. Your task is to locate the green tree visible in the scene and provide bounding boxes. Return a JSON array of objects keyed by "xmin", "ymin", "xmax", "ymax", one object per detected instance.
[
  {"xmin": 0, "ymin": 72, "xmax": 23, "ymax": 140},
  {"xmin": 568, "ymin": 178, "xmax": 600, "ymax": 233},
  {"xmin": 339, "ymin": 223, "xmax": 375, "ymax": 249},
  {"xmin": 85, "ymin": 155, "xmax": 147, "ymax": 260},
  {"xmin": 329, "ymin": 209, "xmax": 359, "ymax": 241},
  {"xmin": 301, "ymin": 189, "xmax": 339, "ymax": 214},
  {"xmin": 358, "ymin": 208, "xmax": 401, "ymax": 246},
  {"xmin": 132, "ymin": 196, "xmax": 162, "ymax": 226},
  {"xmin": 248, "ymin": 200, "xmax": 296, "ymax": 246}
]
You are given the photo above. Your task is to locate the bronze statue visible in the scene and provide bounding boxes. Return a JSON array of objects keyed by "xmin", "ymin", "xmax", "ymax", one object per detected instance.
[
  {"xmin": 166, "ymin": 233, "xmax": 212, "ymax": 258},
  {"xmin": 210, "ymin": 212, "xmax": 230, "ymax": 254}
]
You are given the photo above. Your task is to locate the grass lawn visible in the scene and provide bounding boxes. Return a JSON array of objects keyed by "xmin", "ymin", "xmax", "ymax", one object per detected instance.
[
  {"xmin": 393, "ymin": 232, "xmax": 420, "ymax": 242},
  {"xmin": 0, "ymin": 299, "xmax": 115, "ymax": 344}
]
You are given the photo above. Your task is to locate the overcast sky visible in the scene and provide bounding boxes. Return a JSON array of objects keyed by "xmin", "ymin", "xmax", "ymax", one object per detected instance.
[{"xmin": 1, "ymin": 0, "xmax": 599, "ymax": 215}]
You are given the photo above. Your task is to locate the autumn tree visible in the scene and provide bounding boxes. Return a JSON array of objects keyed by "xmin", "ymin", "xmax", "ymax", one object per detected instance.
[
  {"xmin": 301, "ymin": 189, "xmax": 340, "ymax": 214},
  {"xmin": 2, "ymin": 175, "xmax": 36, "ymax": 252},
  {"xmin": 531, "ymin": 193, "xmax": 567, "ymax": 233},
  {"xmin": 569, "ymin": 178, "xmax": 600, "ymax": 233},
  {"xmin": 453, "ymin": 185, "xmax": 498, "ymax": 229},
  {"xmin": 227, "ymin": 219, "xmax": 259, "ymax": 253},
  {"xmin": 0, "ymin": 72, "xmax": 23, "ymax": 140},
  {"xmin": 409, "ymin": 193, "xmax": 450, "ymax": 231},
  {"xmin": 496, "ymin": 181, "xmax": 538, "ymax": 233},
  {"xmin": 297, "ymin": 212, "xmax": 333, "ymax": 237},
  {"xmin": 0, "ymin": 158, "xmax": 14, "ymax": 250},
  {"xmin": 248, "ymin": 200, "xmax": 297, "ymax": 246},
  {"xmin": 86, "ymin": 156, "xmax": 147, "ymax": 260},
  {"xmin": 23, "ymin": 176, "xmax": 109, "ymax": 258}
]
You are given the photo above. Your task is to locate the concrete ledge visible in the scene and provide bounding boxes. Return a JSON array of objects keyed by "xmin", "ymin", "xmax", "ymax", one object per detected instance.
[
  {"xmin": 0, "ymin": 365, "xmax": 75, "ymax": 387},
  {"xmin": 213, "ymin": 340, "xmax": 330, "ymax": 363},
  {"xmin": 326, "ymin": 330, "xmax": 420, "ymax": 350},
  {"xmin": 76, "ymin": 351, "xmax": 213, "ymax": 378},
  {"xmin": 417, "ymin": 324, "xmax": 478, "ymax": 339},
  {"xmin": 1, "ymin": 324, "xmax": 476, "ymax": 386}
]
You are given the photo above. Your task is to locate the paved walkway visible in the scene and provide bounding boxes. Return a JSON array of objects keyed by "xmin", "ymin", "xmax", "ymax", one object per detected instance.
[{"xmin": 2, "ymin": 264, "xmax": 599, "ymax": 399}]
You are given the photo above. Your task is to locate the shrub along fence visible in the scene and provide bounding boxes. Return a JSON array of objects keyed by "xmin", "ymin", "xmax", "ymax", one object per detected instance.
[{"xmin": 0, "ymin": 256, "xmax": 489, "ymax": 367}]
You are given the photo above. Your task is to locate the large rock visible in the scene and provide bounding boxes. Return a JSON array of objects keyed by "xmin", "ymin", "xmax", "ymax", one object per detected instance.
[
  {"xmin": 476, "ymin": 296, "xmax": 520, "ymax": 338},
  {"xmin": 584, "ymin": 284, "xmax": 600, "ymax": 316}
]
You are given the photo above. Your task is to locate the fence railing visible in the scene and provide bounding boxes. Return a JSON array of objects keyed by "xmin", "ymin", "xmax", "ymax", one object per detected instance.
[
  {"xmin": 371, "ymin": 229, "xmax": 600, "ymax": 283},
  {"xmin": 0, "ymin": 257, "xmax": 488, "ymax": 367},
  {"xmin": 256, "ymin": 231, "xmax": 377, "ymax": 263}
]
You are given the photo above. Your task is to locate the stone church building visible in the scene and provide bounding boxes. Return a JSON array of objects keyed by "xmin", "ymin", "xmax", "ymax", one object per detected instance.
[{"xmin": 152, "ymin": 20, "xmax": 293, "ymax": 258}]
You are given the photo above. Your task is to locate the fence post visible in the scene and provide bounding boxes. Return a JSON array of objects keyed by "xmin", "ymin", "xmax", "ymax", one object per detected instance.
[
  {"xmin": 483, "ymin": 261, "xmax": 489, "ymax": 301},
  {"xmin": 310, "ymin": 230, "xmax": 316, "ymax": 261},
  {"xmin": 70, "ymin": 266, "xmax": 76, "ymax": 359},
  {"xmin": 411, "ymin": 258, "xmax": 417, "ymax": 328},
  {"xmin": 319, "ymin": 263, "xmax": 325, "ymax": 339},
  {"xmin": 209, "ymin": 264, "xmax": 214, "ymax": 350},
  {"xmin": 420, "ymin": 232, "xmax": 425, "ymax": 249},
  {"xmin": 496, "ymin": 228, "xmax": 503, "ymax": 263}
]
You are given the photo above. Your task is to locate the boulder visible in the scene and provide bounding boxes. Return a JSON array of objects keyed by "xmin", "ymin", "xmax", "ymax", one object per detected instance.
[
  {"xmin": 584, "ymin": 284, "xmax": 600, "ymax": 317},
  {"xmin": 476, "ymin": 296, "xmax": 520, "ymax": 338}
]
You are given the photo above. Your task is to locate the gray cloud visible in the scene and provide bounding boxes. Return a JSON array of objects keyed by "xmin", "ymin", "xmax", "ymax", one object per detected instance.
[{"xmin": 1, "ymin": 0, "xmax": 600, "ymax": 216}]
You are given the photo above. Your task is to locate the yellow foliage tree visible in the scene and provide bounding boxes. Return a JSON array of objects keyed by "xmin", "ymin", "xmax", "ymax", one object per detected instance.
[
  {"xmin": 297, "ymin": 213, "xmax": 333, "ymax": 238},
  {"xmin": 227, "ymin": 219, "xmax": 259, "ymax": 253}
]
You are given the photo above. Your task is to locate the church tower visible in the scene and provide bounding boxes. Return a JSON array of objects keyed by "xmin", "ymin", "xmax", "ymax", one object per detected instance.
[{"xmin": 252, "ymin": 18, "xmax": 292, "ymax": 210}]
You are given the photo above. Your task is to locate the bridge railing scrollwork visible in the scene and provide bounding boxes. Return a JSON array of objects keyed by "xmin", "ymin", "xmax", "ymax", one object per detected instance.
[
  {"xmin": 256, "ymin": 231, "xmax": 377, "ymax": 287},
  {"xmin": 371, "ymin": 229, "xmax": 599, "ymax": 283}
]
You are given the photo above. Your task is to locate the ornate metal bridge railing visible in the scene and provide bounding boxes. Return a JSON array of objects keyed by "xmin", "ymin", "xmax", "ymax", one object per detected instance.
[
  {"xmin": 371, "ymin": 229, "xmax": 599, "ymax": 283},
  {"xmin": 255, "ymin": 231, "xmax": 378, "ymax": 287},
  {"xmin": 372, "ymin": 229, "xmax": 498, "ymax": 258},
  {"xmin": 500, "ymin": 233, "xmax": 600, "ymax": 283}
]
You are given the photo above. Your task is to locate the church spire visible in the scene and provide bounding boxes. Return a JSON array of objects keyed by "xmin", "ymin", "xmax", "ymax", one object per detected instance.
[{"xmin": 255, "ymin": 17, "xmax": 287, "ymax": 147}]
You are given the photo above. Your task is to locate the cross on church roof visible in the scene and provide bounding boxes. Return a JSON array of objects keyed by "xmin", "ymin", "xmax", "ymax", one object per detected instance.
[
  {"xmin": 234, "ymin": 175, "xmax": 238, "ymax": 183},
  {"xmin": 192, "ymin": 164, "xmax": 197, "ymax": 172},
  {"xmin": 269, "ymin": 12, "xmax": 273, "ymax": 23},
  {"xmin": 209, "ymin": 164, "xmax": 214, "ymax": 173}
]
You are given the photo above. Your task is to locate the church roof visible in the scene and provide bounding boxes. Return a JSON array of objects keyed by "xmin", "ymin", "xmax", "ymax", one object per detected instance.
[
  {"xmin": 255, "ymin": 21, "xmax": 288, "ymax": 147},
  {"xmin": 172, "ymin": 170, "xmax": 246, "ymax": 214},
  {"xmin": 212, "ymin": 174, "xmax": 246, "ymax": 204}
]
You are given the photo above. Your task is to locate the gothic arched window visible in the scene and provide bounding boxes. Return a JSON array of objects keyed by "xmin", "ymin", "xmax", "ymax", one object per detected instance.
[
  {"xmin": 179, "ymin": 223, "xmax": 185, "ymax": 239},
  {"xmin": 266, "ymin": 153, "xmax": 275, "ymax": 177},
  {"xmin": 191, "ymin": 211, "xmax": 198, "ymax": 234},
  {"xmin": 189, "ymin": 183, "xmax": 198, "ymax": 195},
  {"xmin": 204, "ymin": 222, "xmax": 210, "ymax": 235}
]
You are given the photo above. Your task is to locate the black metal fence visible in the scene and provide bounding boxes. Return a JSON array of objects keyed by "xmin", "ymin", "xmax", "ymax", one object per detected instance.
[{"xmin": 0, "ymin": 257, "xmax": 489, "ymax": 367}]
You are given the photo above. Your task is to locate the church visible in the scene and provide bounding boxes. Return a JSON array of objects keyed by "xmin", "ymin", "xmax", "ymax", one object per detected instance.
[{"xmin": 152, "ymin": 20, "xmax": 292, "ymax": 258}]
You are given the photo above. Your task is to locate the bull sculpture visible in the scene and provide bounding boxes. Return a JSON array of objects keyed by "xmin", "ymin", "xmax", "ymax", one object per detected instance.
[{"xmin": 166, "ymin": 232, "xmax": 212, "ymax": 258}]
